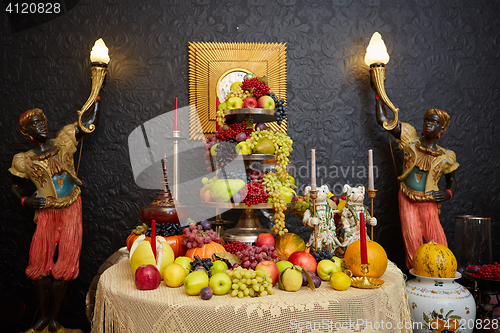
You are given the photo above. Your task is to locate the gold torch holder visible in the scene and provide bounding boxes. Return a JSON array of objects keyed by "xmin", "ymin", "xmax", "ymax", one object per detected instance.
[
  {"xmin": 77, "ymin": 62, "xmax": 107, "ymax": 133},
  {"xmin": 350, "ymin": 264, "xmax": 384, "ymax": 289},
  {"xmin": 370, "ymin": 64, "xmax": 399, "ymax": 131}
]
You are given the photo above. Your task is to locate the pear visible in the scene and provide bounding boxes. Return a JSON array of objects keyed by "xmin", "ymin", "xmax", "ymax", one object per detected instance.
[
  {"xmin": 255, "ymin": 137, "xmax": 275, "ymax": 155},
  {"xmin": 210, "ymin": 179, "xmax": 246, "ymax": 202},
  {"xmin": 279, "ymin": 265, "xmax": 315, "ymax": 292}
]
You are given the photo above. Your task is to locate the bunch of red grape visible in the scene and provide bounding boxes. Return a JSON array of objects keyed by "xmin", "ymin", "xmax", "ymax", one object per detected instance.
[
  {"xmin": 202, "ymin": 134, "xmax": 217, "ymax": 172},
  {"xmin": 247, "ymin": 169, "xmax": 264, "ymax": 184},
  {"xmin": 235, "ymin": 245, "xmax": 279, "ymax": 269},
  {"xmin": 217, "ymin": 121, "xmax": 253, "ymax": 142},
  {"xmin": 468, "ymin": 262, "xmax": 500, "ymax": 279},
  {"xmin": 241, "ymin": 77, "xmax": 270, "ymax": 99},
  {"xmin": 224, "ymin": 240, "xmax": 248, "ymax": 254},
  {"xmin": 182, "ymin": 223, "xmax": 221, "ymax": 249},
  {"xmin": 242, "ymin": 182, "xmax": 269, "ymax": 206}
]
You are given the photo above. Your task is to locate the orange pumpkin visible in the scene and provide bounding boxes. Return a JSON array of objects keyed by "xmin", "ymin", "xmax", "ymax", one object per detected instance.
[
  {"xmin": 274, "ymin": 232, "xmax": 305, "ymax": 261},
  {"xmin": 344, "ymin": 240, "xmax": 388, "ymax": 278},
  {"xmin": 126, "ymin": 233, "xmax": 186, "ymax": 258},
  {"xmin": 185, "ymin": 241, "xmax": 226, "ymax": 261},
  {"xmin": 412, "ymin": 240, "xmax": 457, "ymax": 278}
]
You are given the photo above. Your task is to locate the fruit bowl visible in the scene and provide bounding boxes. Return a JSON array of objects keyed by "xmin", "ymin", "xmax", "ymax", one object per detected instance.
[
  {"xmin": 462, "ymin": 269, "xmax": 500, "ymax": 292},
  {"xmin": 224, "ymin": 108, "xmax": 277, "ymax": 123}
]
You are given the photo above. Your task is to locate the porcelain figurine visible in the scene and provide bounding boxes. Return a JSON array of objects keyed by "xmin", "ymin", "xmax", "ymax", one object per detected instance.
[
  {"xmin": 340, "ymin": 184, "xmax": 377, "ymax": 249},
  {"xmin": 303, "ymin": 184, "xmax": 342, "ymax": 252}
]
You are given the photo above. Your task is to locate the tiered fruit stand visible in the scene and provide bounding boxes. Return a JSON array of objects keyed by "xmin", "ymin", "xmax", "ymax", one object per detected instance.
[{"xmin": 205, "ymin": 108, "xmax": 290, "ymax": 244}]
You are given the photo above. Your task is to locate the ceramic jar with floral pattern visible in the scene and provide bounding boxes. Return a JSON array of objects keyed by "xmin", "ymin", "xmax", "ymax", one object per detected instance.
[{"xmin": 406, "ymin": 269, "xmax": 476, "ymax": 333}]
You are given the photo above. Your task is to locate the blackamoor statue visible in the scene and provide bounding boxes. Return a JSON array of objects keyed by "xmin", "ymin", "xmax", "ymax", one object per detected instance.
[
  {"xmin": 10, "ymin": 100, "xmax": 100, "ymax": 333},
  {"xmin": 374, "ymin": 93, "xmax": 459, "ymax": 268}
]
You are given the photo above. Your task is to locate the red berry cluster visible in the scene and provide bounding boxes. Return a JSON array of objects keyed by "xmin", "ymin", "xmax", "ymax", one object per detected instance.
[
  {"xmin": 217, "ymin": 121, "xmax": 253, "ymax": 142},
  {"xmin": 241, "ymin": 77, "xmax": 270, "ymax": 99},
  {"xmin": 224, "ymin": 240, "xmax": 248, "ymax": 254},
  {"xmin": 469, "ymin": 262, "xmax": 500, "ymax": 280},
  {"xmin": 236, "ymin": 245, "xmax": 279, "ymax": 269},
  {"xmin": 242, "ymin": 182, "xmax": 270, "ymax": 206}
]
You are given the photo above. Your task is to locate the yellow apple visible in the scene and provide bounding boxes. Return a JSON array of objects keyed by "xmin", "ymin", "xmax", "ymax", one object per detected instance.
[
  {"xmin": 227, "ymin": 96, "xmax": 244, "ymax": 109},
  {"xmin": 184, "ymin": 271, "xmax": 209, "ymax": 296},
  {"xmin": 316, "ymin": 259, "xmax": 339, "ymax": 281}
]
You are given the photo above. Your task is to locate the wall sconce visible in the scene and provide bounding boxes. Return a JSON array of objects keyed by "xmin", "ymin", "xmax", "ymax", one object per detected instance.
[
  {"xmin": 78, "ymin": 38, "xmax": 110, "ymax": 133},
  {"xmin": 365, "ymin": 32, "xmax": 399, "ymax": 130}
]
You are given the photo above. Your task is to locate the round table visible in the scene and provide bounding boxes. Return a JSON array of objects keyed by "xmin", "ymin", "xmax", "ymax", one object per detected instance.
[{"xmin": 92, "ymin": 259, "xmax": 412, "ymax": 333}]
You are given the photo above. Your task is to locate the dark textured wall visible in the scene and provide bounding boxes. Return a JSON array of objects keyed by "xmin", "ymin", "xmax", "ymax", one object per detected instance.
[{"xmin": 1, "ymin": 0, "xmax": 499, "ymax": 331}]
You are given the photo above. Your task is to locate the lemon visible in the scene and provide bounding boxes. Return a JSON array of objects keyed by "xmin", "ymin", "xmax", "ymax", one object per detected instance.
[
  {"xmin": 330, "ymin": 272, "xmax": 351, "ymax": 291},
  {"xmin": 162, "ymin": 263, "xmax": 187, "ymax": 287},
  {"xmin": 230, "ymin": 81, "xmax": 242, "ymax": 90}
]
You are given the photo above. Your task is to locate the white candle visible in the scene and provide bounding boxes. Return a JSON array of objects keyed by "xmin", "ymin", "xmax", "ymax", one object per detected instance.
[
  {"xmin": 311, "ymin": 149, "xmax": 316, "ymax": 191},
  {"xmin": 368, "ymin": 149, "xmax": 374, "ymax": 190}
]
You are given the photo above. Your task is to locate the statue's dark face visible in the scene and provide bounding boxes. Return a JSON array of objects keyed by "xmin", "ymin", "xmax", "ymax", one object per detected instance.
[
  {"xmin": 26, "ymin": 113, "xmax": 49, "ymax": 142},
  {"xmin": 422, "ymin": 113, "xmax": 443, "ymax": 140}
]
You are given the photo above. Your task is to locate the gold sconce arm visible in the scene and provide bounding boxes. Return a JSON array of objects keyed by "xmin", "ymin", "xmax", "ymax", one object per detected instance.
[
  {"xmin": 370, "ymin": 64, "xmax": 399, "ymax": 130},
  {"xmin": 77, "ymin": 64, "xmax": 107, "ymax": 133}
]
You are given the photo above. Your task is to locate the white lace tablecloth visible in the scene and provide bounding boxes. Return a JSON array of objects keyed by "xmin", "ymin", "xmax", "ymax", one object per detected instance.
[{"xmin": 92, "ymin": 260, "xmax": 412, "ymax": 333}]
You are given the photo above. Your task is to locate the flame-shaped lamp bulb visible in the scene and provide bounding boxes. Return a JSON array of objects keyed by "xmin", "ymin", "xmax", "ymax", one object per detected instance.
[
  {"xmin": 364, "ymin": 32, "xmax": 390, "ymax": 66},
  {"xmin": 90, "ymin": 38, "xmax": 110, "ymax": 64}
]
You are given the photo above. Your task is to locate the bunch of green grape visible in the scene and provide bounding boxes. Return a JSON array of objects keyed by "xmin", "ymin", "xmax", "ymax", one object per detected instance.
[
  {"xmin": 226, "ymin": 266, "xmax": 274, "ymax": 298},
  {"xmin": 247, "ymin": 129, "xmax": 293, "ymax": 183},
  {"xmin": 263, "ymin": 173, "xmax": 288, "ymax": 236},
  {"xmin": 216, "ymin": 109, "xmax": 226, "ymax": 127},
  {"xmin": 202, "ymin": 175, "xmax": 219, "ymax": 191},
  {"xmin": 225, "ymin": 85, "xmax": 252, "ymax": 101}
]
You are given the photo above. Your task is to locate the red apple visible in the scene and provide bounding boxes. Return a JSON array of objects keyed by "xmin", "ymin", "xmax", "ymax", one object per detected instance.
[
  {"xmin": 255, "ymin": 233, "xmax": 275, "ymax": 247},
  {"xmin": 257, "ymin": 95, "xmax": 275, "ymax": 110},
  {"xmin": 243, "ymin": 96, "xmax": 258, "ymax": 108},
  {"xmin": 288, "ymin": 251, "xmax": 317, "ymax": 274},
  {"xmin": 135, "ymin": 264, "xmax": 162, "ymax": 290},
  {"xmin": 204, "ymin": 189, "xmax": 213, "ymax": 202},
  {"xmin": 255, "ymin": 260, "xmax": 280, "ymax": 286}
]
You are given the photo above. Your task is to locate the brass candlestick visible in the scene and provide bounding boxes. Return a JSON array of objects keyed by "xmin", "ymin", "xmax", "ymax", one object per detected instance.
[
  {"xmin": 309, "ymin": 189, "xmax": 318, "ymax": 252},
  {"xmin": 366, "ymin": 189, "xmax": 377, "ymax": 241},
  {"xmin": 350, "ymin": 264, "xmax": 384, "ymax": 289}
]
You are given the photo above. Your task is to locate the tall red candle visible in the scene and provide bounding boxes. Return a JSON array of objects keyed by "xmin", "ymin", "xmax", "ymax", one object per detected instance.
[
  {"xmin": 151, "ymin": 219, "xmax": 157, "ymax": 259},
  {"xmin": 359, "ymin": 212, "xmax": 368, "ymax": 264},
  {"xmin": 174, "ymin": 97, "xmax": 179, "ymax": 131}
]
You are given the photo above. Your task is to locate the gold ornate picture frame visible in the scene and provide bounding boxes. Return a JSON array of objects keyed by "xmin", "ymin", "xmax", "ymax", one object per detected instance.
[{"xmin": 188, "ymin": 42, "xmax": 287, "ymax": 140}]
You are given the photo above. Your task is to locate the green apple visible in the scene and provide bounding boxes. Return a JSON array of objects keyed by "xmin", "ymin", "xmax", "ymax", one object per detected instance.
[
  {"xmin": 227, "ymin": 96, "xmax": 244, "ymax": 109},
  {"xmin": 316, "ymin": 259, "xmax": 339, "ymax": 281},
  {"xmin": 218, "ymin": 102, "xmax": 227, "ymax": 111},
  {"xmin": 282, "ymin": 187, "xmax": 293, "ymax": 203},
  {"xmin": 210, "ymin": 260, "xmax": 228, "ymax": 275},
  {"xmin": 209, "ymin": 272, "xmax": 232, "ymax": 295},
  {"xmin": 184, "ymin": 271, "xmax": 209, "ymax": 296},
  {"xmin": 332, "ymin": 256, "xmax": 344, "ymax": 272},
  {"xmin": 174, "ymin": 256, "xmax": 192, "ymax": 276},
  {"xmin": 276, "ymin": 260, "xmax": 293, "ymax": 274}
]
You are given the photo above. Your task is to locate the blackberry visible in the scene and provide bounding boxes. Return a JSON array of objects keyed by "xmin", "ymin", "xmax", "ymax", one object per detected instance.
[
  {"xmin": 190, "ymin": 256, "xmax": 214, "ymax": 277},
  {"xmin": 312, "ymin": 249, "xmax": 335, "ymax": 263},
  {"xmin": 145, "ymin": 222, "xmax": 184, "ymax": 237}
]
